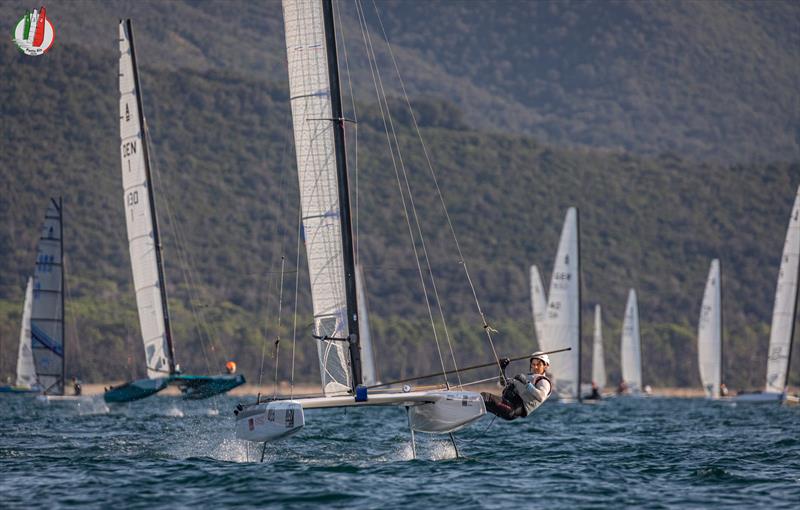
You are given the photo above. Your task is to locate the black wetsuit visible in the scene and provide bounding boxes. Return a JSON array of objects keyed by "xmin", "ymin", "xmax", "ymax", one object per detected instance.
[{"xmin": 481, "ymin": 384, "xmax": 526, "ymax": 421}]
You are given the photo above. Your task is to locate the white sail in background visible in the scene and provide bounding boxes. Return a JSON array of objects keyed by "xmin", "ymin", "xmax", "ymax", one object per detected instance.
[
  {"xmin": 620, "ymin": 289, "xmax": 642, "ymax": 393},
  {"xmin": 541, "ymin": 208, "xmax": 580, "ymax": 400},
  {"xmin": 530, "ymin": 265, "xmax": 548, "ymax": 350},
  {"xmin": 698, "ymin": 259, "xmax": 722, "ymax": 399},
  {"xmin": 283, "ymin": 0, "xmax": 351, "ymax": 395},
  {"xmin": 592, "ymin": 304, "xmax": 606, "ymax": 390},
  {"xmin": 765, "ymin": 185, "xmax": 800, "ymax": 394},
  {"xmin": 356, "ymin": 264, "xmax": 378, "ymax": 385},
  {"xmin": 16, "ymin": 277, "xmax": 37, "ymax": 388},
  {"xmin": 30, "ymin": 199, "xmax": 64, "ymax": 395},
  {"xmin": 119, "ymin": 22, "xmax": 172, "ymax": 379}
]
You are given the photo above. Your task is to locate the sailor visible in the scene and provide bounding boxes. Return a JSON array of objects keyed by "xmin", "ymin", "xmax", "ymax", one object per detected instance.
[
  {"xmin": 72, "ymin": 377, "xmax": 82, "ymax": 396},
  {"xmin": 587, "ymin": 381, "xmax": 601, "ymax": 400},
  {"xmin": 226, "ymin": 361, "xmax": 237, "ymax": 375},
  {"xmin": 720, "ymin": 383, "xmax": 729, "ymax": 397},
  {"xmin": 481, "ymin": 352, "xmax": 552, "ymax": 421}
]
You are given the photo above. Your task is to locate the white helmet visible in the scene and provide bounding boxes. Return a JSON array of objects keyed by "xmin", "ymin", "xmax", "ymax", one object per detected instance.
[{"xmin": 530, "ymin": 352, "xmax": 551, "ymax": 366}]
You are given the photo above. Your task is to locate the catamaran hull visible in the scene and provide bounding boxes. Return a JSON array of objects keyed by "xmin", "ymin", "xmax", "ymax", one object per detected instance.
[
  {"xmin": 407, "ymin": 391, "xmax": 486, "ymax": 433},
  {"xmin": 172, "ymin": 374, "xmax": 246, "ymax": 400},
  {"xmin": 104, "ymin": 377, "xmax": 170, "ymax": 403},
  {"xmin": 729, "ymin": 392, "xmax": 785, "ymax": 403},
  {"xmin": 235, "ymin": 401, "xmax": 305, "ymax": 442}
]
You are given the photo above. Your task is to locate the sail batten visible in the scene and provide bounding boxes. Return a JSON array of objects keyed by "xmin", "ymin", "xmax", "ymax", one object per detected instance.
[
  {"xmin": 765, "ymin": 185, "xmax": 800, "ymax": 394},
  {"xmin": 31, "ymin": 199, "xmax": 64, "ymax": 395},
  {"xmin": 541, "ymin": 208, "xmax": 580, "ymax": 400},
  {"xmin": 119, "ymin": 20, "xmax": 175, "ymax": 379},
  {"xmin": 621, "ymin": 289, "xmax": 642, "ymax": 393},
  {"xmin": 698, "ymin": 260, "xmax": 722, "ymax": 398},
  {"xmin": 283, "ymin": 0, "xmax": 355, "ymax": 395}
]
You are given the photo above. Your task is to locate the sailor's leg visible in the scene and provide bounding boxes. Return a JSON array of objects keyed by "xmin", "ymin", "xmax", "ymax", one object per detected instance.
[{"xmin": 481, "ymin": 392, "xmax": 520, "ymax": 421}]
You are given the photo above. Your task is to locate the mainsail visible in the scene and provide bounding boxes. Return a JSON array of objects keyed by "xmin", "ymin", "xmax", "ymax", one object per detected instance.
[
  {"xmin": 698, "ymin": 259, "xmax": 722, "ymax": 399},
  {"xmin": 30, "ymin": 198, "xmax": 64, "ymax": 395},
  {"xmin": 592, "ymin": 304, "xmax": 606, "ymax": 389},
  {"xmin": 119, "ymin": 20, "xmax": 176, "ymax": 379},
  {"xmin": 530, "ymin": 265, "xmax": 547, "ymax": 350},
  {"xmin": 541, "ymin": 208, "xmax": 581, "ymax": 400},
  {"xmin": 16, "ymin": 277, "xmax": 37, "ymax": 388},
  {"xmin": 620, "ymin": 289, "xmax": 642, "ymax": 393},
  {"xmin": 356, "ymin": 264, "xmax": 378, "ymax": 385},
  {"xmin": 765, "ymin": 185, "xmax": 800, "ymax": 394},
  {"xmin": 283, "ymin": 0, "xmax": 360, "ymax": 395}
]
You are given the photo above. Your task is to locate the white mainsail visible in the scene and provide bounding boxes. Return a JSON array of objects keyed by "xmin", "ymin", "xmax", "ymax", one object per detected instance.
[
  {"xmin": 16, "ymin": 277, "xmax": 37, "ymax": 388},
  {"xmin": 283, "ymin": 0, "xmax": 352, "ymax": 395},
  {"xmin": 30, "ymin": 199, "xmax": 64, "ymax": 395},
  {"xmin": 119, "ymin": 21, "xmax": 173, "ymax": 379},
  {"xmin": 530, "ymin": 265, "xmax": 547, "ymax": 350},
  {"xmin": 765, "ymin": 185, "xmax": 800, "ymax": 394},
  {"xmin": 620, "ymin": 289, "xmax": 642, "ymax": 393},
  {"xmin": 541, "ymin": 208, "xmax": 580, "ymax": 399},
  {"xmin": 356, "ymin": 264, "xmax": 378, "ymax": 385},
  {"xmin": 592, "ymin": 304, "xmax": 606, "ymax": 389},
  {"xmin": 698, "ymin": 259, "xmax": 722, "ymax": 399}
]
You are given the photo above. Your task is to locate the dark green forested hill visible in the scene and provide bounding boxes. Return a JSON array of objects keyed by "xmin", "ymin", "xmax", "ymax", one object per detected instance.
[
  {"xmin": 0, "ymin": 0, "xmax": 796, "ymax": 162},
  {"xmin": 0, "ymin": 4, "xmax": 798, "ymax": 390}
]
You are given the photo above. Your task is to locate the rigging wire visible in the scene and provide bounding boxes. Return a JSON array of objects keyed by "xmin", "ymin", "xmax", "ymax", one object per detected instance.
[
  {"xmin": 356, "ymin": 0, "xmax": 462, "ymax": 387},
  {"xmin": 369, "ymin": 0, "xmax": 505, "ymax": 378}
]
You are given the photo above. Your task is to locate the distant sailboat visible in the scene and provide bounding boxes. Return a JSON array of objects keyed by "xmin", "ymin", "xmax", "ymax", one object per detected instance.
[
  {"xmin": 0, "ymin": 278, "xmax": 40, "ymax": 394},
  {"xmin": 697, "ymin": 259, "xmax": 722, "ymax": 399},
  {"xmin": 108, "ymin": 19, "xmax": 245, "ymax": 403},
  {"xmin": 737, "ymin": 185, "xmax": 799, "ymax": 402},
  {"xmin": 620, "ymin": 289, "xmax": 643, "ymax": 395},
  {"xmin": 539, "ymin": 207, "xmax": 582, "ymax": 402},
  {"xmin": 233, "ymin": 0, "xmax": 487, "ymax": 456},
  {"xmin": 592, "ymin": 304, "xmax": 606, "ymax": 391},
  {"xmin": 530, "ymin": 265, "xmax": 547, "ymax": 348}
]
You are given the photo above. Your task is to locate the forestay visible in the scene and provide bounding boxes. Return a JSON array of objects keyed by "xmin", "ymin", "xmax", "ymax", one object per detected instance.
[
  {"xmin": 119, "ymin": 21, "xmax": 173, "ymax": 379},
  {"xmin": 765, "ymin": 185, "xmax": 800, "ymax": 394},
  {"xmin": 698, "ymin": 259, "xmax": 721, "ymax": 399},
  {"xmin": 16, "ymin": 277, "xmax": 37, "ymax": 388},
  {"xmin": 621, "ymin": 289, "xmax": 642, "ymax": 393},
  {"xmin": 283, "ymin": 0, "xmax": 352, "ymax": 395},
  {"xmin": 31, "ymin": 199, "xmax": 64, "ymax": 395},
  {"xmin": 530, "ymin": 265, "xmax": 547, "ymax": 350},
  {"xmin": 541, "ymin": 208, "xmax": 580, "ymax": 400},
  {"xmin": 592, "ymin": 304, "xmax": 606, "ymax": 389},
  {"xmin": 356, "ymin": 264, "xmax": 378, "ymax": 385}
]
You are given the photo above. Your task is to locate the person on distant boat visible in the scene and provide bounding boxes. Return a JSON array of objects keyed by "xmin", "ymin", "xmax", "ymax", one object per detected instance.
[
  {"xmin": 720, "ymin": 383, "xmax": 729, "ymax": 397},
  {"xmin": 226, "ymin": 361, "xmax": 237, "ymax": 375},
  {"xmin": 481, "ymin": 353, "xmax": 552, "ymax": 420},
  {"xmin": 587, "ymin": 381, "xmax": 601, "ymax": 400},
  {"xmin": 617, "ymin": 381, "xmax": 628, "ymax": 395},
  {"xmin": 72, "ymin": 377, "xmax": 82, "ymax": 396}
]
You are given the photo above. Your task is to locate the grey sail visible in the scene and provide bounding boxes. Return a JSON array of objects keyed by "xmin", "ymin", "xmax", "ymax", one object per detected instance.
[
  {"xmin": 356, "ymin": 264, "xmax": 378, "ymax": 385},
  {"xmin": 697, "ymin": 259, "xmax": 722, "ymax": 399},
  {"xmin": 30, "ymin": 199, "xmax": 64, "ymax": 395},
  {"xmin": 620, "ymin": 289, "xmax": 642, "ymax": 393},
  {"xmin": 530, "ymin": 265, "xmax": 547, "ymax": 350},
  {"xmin": 592, "ymin": 304, "xmax": 606, "ymax": 390}
]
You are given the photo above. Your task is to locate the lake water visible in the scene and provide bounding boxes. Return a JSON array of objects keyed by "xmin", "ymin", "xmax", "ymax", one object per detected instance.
[{"xmin": 1, "ymin": 395, "xmax": 798, "ymax": 508}]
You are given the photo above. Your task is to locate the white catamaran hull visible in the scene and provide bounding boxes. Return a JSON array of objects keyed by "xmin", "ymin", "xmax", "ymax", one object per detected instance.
[{"xmin": 235, "ymin": 390, "xmax": 486, "ymax": 442}]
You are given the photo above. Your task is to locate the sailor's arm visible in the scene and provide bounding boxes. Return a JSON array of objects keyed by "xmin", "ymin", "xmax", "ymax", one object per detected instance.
[{"xmin": 513, "ymin": 375, "xmax": 551, "ymax": 403}]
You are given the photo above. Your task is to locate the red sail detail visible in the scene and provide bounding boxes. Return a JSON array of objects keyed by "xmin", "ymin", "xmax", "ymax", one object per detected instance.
[{"xmin": 33, "ymin": 7, "xmax": 46, "ymax": 47}]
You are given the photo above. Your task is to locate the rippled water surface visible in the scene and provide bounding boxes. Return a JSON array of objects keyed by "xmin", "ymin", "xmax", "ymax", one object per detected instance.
[{"xmin": 1, "ymin": 395, "xmax": 798, "ymax": 508}]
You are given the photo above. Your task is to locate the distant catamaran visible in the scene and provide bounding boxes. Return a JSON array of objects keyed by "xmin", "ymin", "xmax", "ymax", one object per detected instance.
[
  {"xmin": 108, "ymin": 19, "xmax": 245, "ymax": 403},
  {"xmin": 531, "ymin": 207, "xmax": 582, "ymax": 402},
  {"xmin": 737, "ymin": 184, "xmax": 799, "ymax": 402},
  {"xmin": 697, "ymin": 259, "xmax": 723, "ymax": 399},
  {"xmin": 620, "ymin": 289, "xmax": 643, "ymax": 395}
]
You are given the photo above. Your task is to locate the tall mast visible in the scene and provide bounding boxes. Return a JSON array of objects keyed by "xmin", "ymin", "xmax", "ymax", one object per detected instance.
[
  {"xmin": 126, "ymin": 19, "xmax": 176, "ymax": 374},
  {"xmin": 719, "ymin": 259, "xmax": 724, "ymax": 390},
  {"xmin": 576, "ymin": 208, "xmax": 582, "ymax": 402},
  {"xmin": 321, "ymin": 0, "xmax": 361, "ymax": 390},
  {"xmin": 59, "ymin": 196, "xmax": 65, "ymax": 394}
]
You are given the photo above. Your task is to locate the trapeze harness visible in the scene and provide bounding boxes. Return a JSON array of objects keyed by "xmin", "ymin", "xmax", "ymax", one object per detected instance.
[{"xmin": 481, "ymin": 374, "xmax": 552, "ymax": 421}]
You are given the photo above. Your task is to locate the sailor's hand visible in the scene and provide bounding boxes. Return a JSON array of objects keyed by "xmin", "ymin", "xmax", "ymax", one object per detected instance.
[
  {"xmin": 500, "ymin": 357, "xmax": 510, "ymax": 369},
  {"xmin": 514, "ymin": 374, "xmax": 528, "ymax": 384}
]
